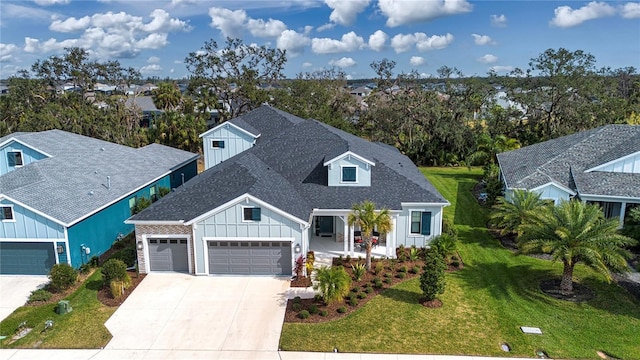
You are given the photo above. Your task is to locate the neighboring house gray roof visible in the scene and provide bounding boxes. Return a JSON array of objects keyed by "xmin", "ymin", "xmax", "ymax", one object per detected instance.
[
  {"xmin": 0, "ymin": 130, "xmax": 199, "ymax": 225},
  {"xmin": 497, "ymin": 124, "xmax": 640, "ymax": 198},
  {"xmin": 126, "ymin": 96, "xmax": 162, "ymax": 113},
  {"xmin": 131, "ymin": 105, "xmax": 448, "ymax": 223}
]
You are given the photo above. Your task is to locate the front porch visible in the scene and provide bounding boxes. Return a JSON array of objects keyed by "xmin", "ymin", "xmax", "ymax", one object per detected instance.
[{"xmin": 309, "ymin": 234, "xmax": 390, "ymax": 260}]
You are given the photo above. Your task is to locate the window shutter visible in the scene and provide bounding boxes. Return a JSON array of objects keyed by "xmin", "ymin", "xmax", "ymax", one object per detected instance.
[
  {"xmin": 252, "ymin": 208, "xmax": 261, "ymax": 221},
  {"xmin": 7, "ymin": 153, "xmax": 16, "ymax": 167},
  {"xmin": 421, "ymin": 212, "xmax": 431, "ymax": 235},
  {"xmin": 220, "ymin": 141, "xmax": 225, "ymax": 149}
]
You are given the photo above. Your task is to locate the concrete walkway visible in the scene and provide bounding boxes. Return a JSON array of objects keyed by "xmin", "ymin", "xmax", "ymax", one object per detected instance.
[{"xmin": 0, "ymin": 349, "xmax": 541, "ymax": 359}]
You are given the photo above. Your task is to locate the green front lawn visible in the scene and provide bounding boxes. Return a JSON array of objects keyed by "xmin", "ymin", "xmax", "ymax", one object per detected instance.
[
  {"xmin": 279, "ymin": 167, "xmax": 640, "ymax": 359},
  {"xmin": 0, "ymin": 270, "xmax": 115, "ymax": 349}
]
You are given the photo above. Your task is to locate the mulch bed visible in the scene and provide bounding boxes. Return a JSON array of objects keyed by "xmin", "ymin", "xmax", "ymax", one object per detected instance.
[
  {"xmin": 97, "ymin": 271, "xmax": 146, "ymax": 307},
  {"xmin": 539, "ymin": 279, "xmax": 595, "ymax": 302},
  {"xmin": 290, "ymin": 277, "xmax": 312, "ymax": 288},
  {"xmin": 285, "ymin": 255, "xmax": 461, "ymax": 323},
  {"xmin": 26, "ymin": 269, "xmax": 97, "ymax": 307}
]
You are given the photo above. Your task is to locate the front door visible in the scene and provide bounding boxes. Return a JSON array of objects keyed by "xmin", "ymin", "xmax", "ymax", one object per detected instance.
[{"xmin": 316, "ymin": 216, "xmax": 334, "ymax": 236}]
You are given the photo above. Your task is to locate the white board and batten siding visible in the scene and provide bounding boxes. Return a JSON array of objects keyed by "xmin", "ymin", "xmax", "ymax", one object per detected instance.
[
  {"xmin": 395, "ymin": 205, "xmax": 444, "ymax": 248},
  {"xmin": 193, "ymin": 199, "xmax": 303, "ymax": 274},
  {"xmin": 0, "ymin": 140, "xmax": 49, "ymax": 176},
  {"xmin": 589, "ymin": 151, "xmax": 640, "ymax": 174},
  {"xmin": 201, "ymin": 124, "xmax": 257, "ymax": 170},
  {"xmin": 506, "ymin": 184, "xmax": 572, "ymax": 205}
]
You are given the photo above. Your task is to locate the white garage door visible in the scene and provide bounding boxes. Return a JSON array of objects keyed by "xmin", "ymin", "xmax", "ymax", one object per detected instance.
[
  {"xmin": 208, "ymin": 241, "xmax": 292, "ymax": 275},
  {"xmin": 148, "ymin": 239, "xmax": 189, "ymax": 272}
]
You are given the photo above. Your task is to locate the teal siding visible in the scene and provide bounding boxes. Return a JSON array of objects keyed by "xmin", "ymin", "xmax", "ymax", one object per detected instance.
[
  {"xmin": 202, "ymin": 125, "xmax": 256, "ymax": 169},
  {"xmin": 0, "ymin": 199, "xmax": 65, "ymax": 239},
  {"xmin": 66, "ymin": 176, "xmax": 172, "ymax": 268},
  {"xmin": 0, "ymin": 141, "xmax": 48, "ymax": 175},
  {"xmin": 169, "ymin": 160, "xmax": 198, "ymax": 189}
]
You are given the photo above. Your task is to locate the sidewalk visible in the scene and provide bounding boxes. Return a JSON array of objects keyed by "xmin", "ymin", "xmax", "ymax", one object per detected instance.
[{"xmin": 0, "ymin": 349, "xmax": 542, "ymax": 360}]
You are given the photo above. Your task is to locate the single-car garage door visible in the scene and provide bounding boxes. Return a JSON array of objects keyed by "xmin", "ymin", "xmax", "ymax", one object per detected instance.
[
  {"xmin": 0, "ymin": 242, "xmax": 56, "ymax": 275},
  {"xmin": 208, "ymin": 241, "xmax": 292, "ymax": 275},
  {"xmin": 148, "ymin": 239, "xmax": 189, "ymax": 272}
]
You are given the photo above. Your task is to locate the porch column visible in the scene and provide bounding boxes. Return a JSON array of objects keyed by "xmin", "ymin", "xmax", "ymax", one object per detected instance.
[
  {"xmin": 388, "ymin": 216, "xmax": 397, "ymax": 258},
  {"xmin": 342, "ymin": 217, "xmax": 349, "ymax": 255},
  {"xmin": 619, "ymin": 202, "xmax": 627, "ymax": 228}
]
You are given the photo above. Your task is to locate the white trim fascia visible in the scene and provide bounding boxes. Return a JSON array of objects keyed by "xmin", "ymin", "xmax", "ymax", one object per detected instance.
[
  {"xmin": 199, "ymin": 121, "xmax": 260, "ymax": 139},
  {"xmin": 0, "ymin": 238, "xmax": 64, "ymax": 242},
  {"xmin": 0, "ymin": 194, "xmax": 67, "ymax": 226},
  {"xmin": 185, "ymin": 193, "xmax": 308, "ymax": 226},
  {"xmin": 400, "ymin": 202, "xmax": 450, "ymax": 207},
  {"xmin": 530, "ymin": 182, "xmax": 576, "ymax": 196},
  {"xmin": 124, "ymin": 219, "xmax": 185, "ymax": 225},
  {"xmin": 68, "ymin": 171, "xmax": 172, "ymax": 227},
  {"xmin": 323, "ymin": 151, "xmax": 375, "ymax": 167},
  {"xmin": 311, "ymin": 208, "xmax": 403, "ymax": 216},
  {"xmin": 0, "ymin": 138, "xmax": 53, "ymax": 158},
  {"xmin": 579, "ymin": 194, "xmax": 640, "ymax": 202},
  {"xmin": 585, "ymin": 150, "xmax": 640, "ymax": 172},
  {"xmin": 63, "ymin": 227, "xmax": 71, "ymax": 265}
]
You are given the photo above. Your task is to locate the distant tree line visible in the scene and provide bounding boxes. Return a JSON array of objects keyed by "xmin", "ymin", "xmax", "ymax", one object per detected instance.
[{"xmin": 2, "ymin": 41, "xmax": 638, "ymax": 172}]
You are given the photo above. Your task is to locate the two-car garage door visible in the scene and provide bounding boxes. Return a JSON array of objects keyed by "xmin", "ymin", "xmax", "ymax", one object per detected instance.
[
  {"xmin": 208, "ymin": 241, "xmax": 292, "ymax": 275},
  {"xmin": 0, "ymin": 242, "xmax": 56, "ymax": 275}
]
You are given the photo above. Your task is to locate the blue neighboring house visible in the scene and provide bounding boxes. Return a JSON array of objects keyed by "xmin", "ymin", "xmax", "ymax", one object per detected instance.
[
  {"xmin": 0, "ymin": 130, "xmax": 199, "ymax": 274},
  {"xmin": 128, "ymin": 106, "xmax": 449, "ymax": 276}
]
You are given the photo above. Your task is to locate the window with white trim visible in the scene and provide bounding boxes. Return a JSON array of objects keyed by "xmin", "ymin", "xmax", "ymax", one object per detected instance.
[
  {"xmin": 211, "ymin": 140, "xmax": 225, "ymax": 149},
  {"xmin": 1, "ymin": 206, "xmax": 14, "ymax": 221},
  {"xmin": 410, "ymin": 211, "xmax": 431, "ymax": 235},
  {"xmin": 341, "ymin": 166, "xmax": 357, "ymax": 183},
  {"xmin": 7, "ymin": 151, "xmax": 23, "ymax": 167},
  {"xmin": 243, "ymin": 207, "xmax": 261, "ymax": 221}
]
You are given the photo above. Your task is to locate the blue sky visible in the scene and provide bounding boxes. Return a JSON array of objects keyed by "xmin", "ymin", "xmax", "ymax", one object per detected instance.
[{"xmin": 1, "ymin": 0, "xmax": 639, "ymax": 80}]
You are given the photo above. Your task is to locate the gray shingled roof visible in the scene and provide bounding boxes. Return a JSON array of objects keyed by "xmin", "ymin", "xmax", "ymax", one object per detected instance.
[
  {"xmin": 0, "ymin": 130, "xmax": 199, "ymax": 225},
  {"xmin": 131, "ymin": 105, "xmax": 448, "ymax": 223},
  {"xmin": 497, "ymin": 124, "xmax": 640, "ymax": 198}
]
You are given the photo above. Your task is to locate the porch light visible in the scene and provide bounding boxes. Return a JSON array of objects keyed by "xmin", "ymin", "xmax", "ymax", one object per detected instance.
[
  {"xmin": 56, "ymin": 245, "xmax": 64, "ymax": 254},
  {"xmin": 137, "ymin": 241, "xmax": 144, "ymax": 250},
  {"xmin": 294, "ymin": 243, "xmax": 301, "ymax": 253}
]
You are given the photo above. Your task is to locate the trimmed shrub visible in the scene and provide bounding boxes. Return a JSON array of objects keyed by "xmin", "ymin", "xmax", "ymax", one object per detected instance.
[
  {"xmin": 383, "ymin": 272, "xmax": 391, "ymax": 278},
  {"xmin": 345, "ymin": 255, "xmax": 351, "ymax": 263},
  {"xmin": 384, "ymin": 277, "xmax": 392, "ymax": 284},
  {"xmin": 79, "ymin": 263, "xmax": 92, "ymax": 274},
  {"xmin": 348, "ymin": 297, "xmax": 358, "ymax": 307},
  {"xmin": 110, "ymin": 246, "xmax": 136, "ymax": 267},
  {"xmin": 293, "ymin": 296, "xmax": 302, "ymax": 304},
  {"xmin": 351, "ymin": 287, "xmax": 359, "ymax": 293},
  {"xmin": 298, "ymin": 310, "xmax": 310, "ymax": 319},
  {"xmin": 110, "ymin": 280, "xmax": 124, "ymax": 298},
  {"xmin": 348, "ymin": 293, "xmax": 357, "ymax": 303},
  {"xmin": 319, "ymin": 310, "xmax": 328, "ymax": 317},
  {"xmin": 48, "ymin": 263, "xmax": 78, "ymax": 292},
  {"xmin": 399, "ymin": 266, "xmax": 408, "ymax": 273},
  {"xmin": 396, "ymin": 245, "xmax": 407, "ymax": 262},
  {"xmin": 89, "ymin": 256, "xmax": 100, "ymax": 267},
  {"xmin": 309, "ymin": 304, "xmax": 319, "ymax": 314},
  {"xmin": 396, "ymin": 272, "xmax": 406, "ymax": 279},
  {"xmin": 313, "ymin": 294, "xmax": 323, "ymax": 302},
  {"xmin": 28, "ymin": 289, "xmax": 52, "ymax": 303},
  {"xmin": 292, "ymin": 303, "xmax": 302, "ymax": 312},
  {"xmin": 357, "ymin": 292, "xmax": 367, "ymax": 299},
  {"xmin": 411, "ymin": 266, "xmax": 421, "ymax": 274},
  {"xmin": 451, "ymin": 261, "xmax": 460, "ymax": 268},
  {"xmin": 365, "ymin": 286, "xmax": 373, "ymax": 294},
  {"xmin": 101, "ymin": 258, "xmax": 127, "ymax": 285},
  {"xmin": 374, "ymin": 278, "xmax": 383, "ymax": 288},
  {"xmin": 420, "ymin": 251, "xmax": 447, "ymax": 301},
  {"xmin": 374, "ymin": 261, "xmax": 384, "ymax": 275},
  {"xmin": 337, "ymin": 306, "xmax": 347, "ymax": 313}
]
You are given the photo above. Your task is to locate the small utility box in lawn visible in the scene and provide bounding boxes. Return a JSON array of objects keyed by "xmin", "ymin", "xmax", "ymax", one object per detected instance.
[{"xmin": 56, "ymin": 300, "xmax": 72, "ymax": 315}]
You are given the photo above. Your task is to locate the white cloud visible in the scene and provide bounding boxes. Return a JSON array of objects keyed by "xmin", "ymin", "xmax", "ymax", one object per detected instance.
[
  {"xmin": 316, "ymin": 23, "xmax": 336, "ymax": 32},
  {"xmin": 391, "ymin": 32, "xmax": 453, "ymax": 53},
  {"xmin": 208, "ymin": 7, "xmax": 247, "ymax": 38},
  {"xmin": 303, "ymin": 25, "xmax": 313, "ymax": 35},
  {"xmin": 171, "ymin": 0, "xmax": 197, "ymax": 6},
  {"xmin": 0, "ymin": 64, "xmax": 25, "ymax": 78},
  {"xmin": 302, "ymin": 61, "xmax": 312, "ymax": 68},
  {"xmin": 3, "ymin": 3, "xmax": 55, "ymax": 20},
  {"xmin": 379, "ymin": 0, "xmax": 472, "ymax": 27},
  {"xmin": 34, "ymin": 0, "xmax": 70, "ymax": 5},
  {"xmin": 247, "ymin": 18, "xmax": 287, "ymax": 38},
  {"xmin": 550, "ymin": 1, "xmax": 616, "ymax": 27},
  {"xmin": 140, "ymin": 64, "xmax": 162, "ymax": 74},
  {"xmin": 472, "ymin": 34, "xmax": 495, "ymax": 45},
  {"xmin": 410, "ymin": 56, "xmax": 425, "ymax": 66},
  {"xmin": 329, "ymin": 57, "xmax": 356, "ymax": 68},
  {"xmin": 478, "ymin": 54, "xmax": 498, "ymax": 63},
  {"xmin": 50, "ymin": 16, "xmax": 91, "ymax": 32},
  {"xmin": 148, "ymin": 56, "xmax": 160, "ymax": 63},
  {"xmin": 136, "ymin": 33, "xmax": 168, "ymax": 49},
  {"xmin": 490, "ymin": 65, "xmax": 514, "ymax": 73},
  {"xmin": 311, "ymin": 31, "xmax": 365, "ymax": 54},
  {"xmin": 141, "ymin": 9, "xmax": 192, "ymax": 32},
  {"xmin": 173, "ymin": 59, "xmax": 183, "ymax": 64},
  {"xmin": 0, "ymin": 43, "xmax": 19, "ymax": 62},
  {"xmin": 276, "ymin": 30, "xmax": 310, "ymax": 56},
  {"xmin": 325, "ymin": 0, "xmax": 370, "ymax": 26},
  {"xmin": 368, "ymin": 30, "xmax": 388, "ymax": 51},
  {"xmin": 170, "ymin": 68, "xmax": 175, "ymax": 73},
  {"xmin": 490, "ymin": 14, "xmax": 507, "ymax": 27},
  {"xmin": 621, "ymin": 2, "xmax": 640, "ymax": 18}
]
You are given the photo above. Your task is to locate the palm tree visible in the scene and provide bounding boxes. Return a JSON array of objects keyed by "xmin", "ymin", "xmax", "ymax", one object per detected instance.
[
  {"xmin": 518, "ymin": 200, "xmax": 636, "ymax": 295},
  {"xmin": 152, "ymin": 82, "xmax": 182, "ymax": 111},
  {"xmin": 489, "ymin": 189, "xmax": 549, "ymax": 236},
  {"xmin": 347, "ymin": 201, "xmax": 393, "ymax": 270},
  {"xmin": 467, "ymin": 132, "xmax": 520, "ymax": 167},
  {"xmin": 313, "ymin": 266, "xmax": 351, "ymax": 305}
]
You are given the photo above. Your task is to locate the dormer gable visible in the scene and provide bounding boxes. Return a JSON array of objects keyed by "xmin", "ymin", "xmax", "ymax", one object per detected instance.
[
  {"xmin": 585, "ymin": 150, "xmax": 640, "ymax": 174},
  {"xmin": 0, "ymin": 138, "xmax": 51, "ymax": 176},
  {"xmin": 199, "ymin": 122, "xmax": 260, "ymax": 170},
  {"xmin": 323, "ymin": 151, "xmax": 375, "ymax": 187}
]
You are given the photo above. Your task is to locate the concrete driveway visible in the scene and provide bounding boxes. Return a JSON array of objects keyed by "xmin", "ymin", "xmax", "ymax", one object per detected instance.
[
  {"xmin": 104, "ymin": 273, "xmax": 291, "ymax": 352},
  {"xmin": 0, "ymin": 275, "xmax": 49, "ymax": 321}
]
